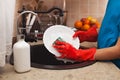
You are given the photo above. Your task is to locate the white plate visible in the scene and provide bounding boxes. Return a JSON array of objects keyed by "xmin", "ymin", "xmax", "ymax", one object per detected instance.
[{"xmin": 43, "ymin": 25, "xmax": 80, "ymax": 57}]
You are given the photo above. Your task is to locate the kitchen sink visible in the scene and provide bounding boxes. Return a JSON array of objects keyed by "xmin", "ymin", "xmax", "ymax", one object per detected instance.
[{"xmin": 10, "ymin": 44, "xmax": 96, "ymax": 70}]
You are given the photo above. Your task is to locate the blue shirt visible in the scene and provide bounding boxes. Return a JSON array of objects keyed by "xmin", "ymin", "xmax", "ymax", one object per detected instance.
[{"xmin": 98, "ymin": 0, "xmax": 120, "ymax": 68}]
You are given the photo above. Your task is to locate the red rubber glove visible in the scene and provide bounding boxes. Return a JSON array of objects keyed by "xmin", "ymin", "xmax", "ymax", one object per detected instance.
[
  {"xmin": 73, "ymin": 26, "xmax": 98, "ymax": 43},
  {"xmin": 53, "ymin": 41, "xmax": 96, "ymax": 61}
]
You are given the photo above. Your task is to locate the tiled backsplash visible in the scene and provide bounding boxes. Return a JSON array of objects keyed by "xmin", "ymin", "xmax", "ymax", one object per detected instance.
[
  {"xmin": 65, "ymin": 0, "xmax": 108, "ymax": 27},
  {"xmin": 15, "ymin": 0, "xmax": 108, "ymax": 26},
  {"xmin": 13, "ymin": 0, "xmax": 108, "ymax": 37},
  {"xmin": 42, "ymin": 0, "xmax": 108, "ymax": 27}
]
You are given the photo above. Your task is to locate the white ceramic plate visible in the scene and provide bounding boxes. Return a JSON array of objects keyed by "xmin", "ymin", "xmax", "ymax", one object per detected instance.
[{"xmin": 43, "ymin": 25, "xmax": 80, "ymax": 57}]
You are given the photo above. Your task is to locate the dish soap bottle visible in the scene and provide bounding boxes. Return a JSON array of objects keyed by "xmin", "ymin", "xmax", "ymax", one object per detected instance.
[{"xmin": 13, "ymin": 35, "xmax": 31, "ymax": 73}]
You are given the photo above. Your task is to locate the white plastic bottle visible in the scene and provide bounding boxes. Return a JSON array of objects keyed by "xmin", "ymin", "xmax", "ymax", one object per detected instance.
[{"xmin": 13, "ymin": 35, "xmax": 31, "ymax": 73}]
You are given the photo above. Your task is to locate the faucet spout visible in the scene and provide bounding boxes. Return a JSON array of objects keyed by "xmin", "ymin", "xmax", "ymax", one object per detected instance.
[{"xmin": 34, "ymin": 7, "xmax": 64, "ymax": 17}]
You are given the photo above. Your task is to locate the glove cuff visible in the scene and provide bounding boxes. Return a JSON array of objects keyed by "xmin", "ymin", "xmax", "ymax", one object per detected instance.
[
  {"xmin": 78, "ymin": 27, "xmax": 98, "ymax": 42},
  {"xmin": 85, "ymin": 27, "xmax": 98, "ymax": 42},
  {"xmin": 76, "ymin": 48, "xmax": 96, "ymax": 61}
]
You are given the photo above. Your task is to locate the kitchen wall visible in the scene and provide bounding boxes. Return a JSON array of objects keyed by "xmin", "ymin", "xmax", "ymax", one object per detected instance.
[
  {"xmin": 40, "ymin": 0, "xmax": 108, "ymax": 27},
  {"xmin": 13, "ymin": 0, "xmax": 23, "ymax": 38},
  {"xmin": 65, "ymin": 0, "xmax": 108, "ymax": 27},
  {"xmin": 13, "ymin": 0, "xmax": 108, "ymax": 37},
  {"xmin": 41, "ymin": 0, "xmax": 108, "ymax": 27}
]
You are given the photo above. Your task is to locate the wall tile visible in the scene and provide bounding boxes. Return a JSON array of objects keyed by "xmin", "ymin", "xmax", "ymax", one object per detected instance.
[
  {"xmin": 65, "ymin": 0, "xmax": 108, "ymax": 27},
  {"xmin": 79, "ymin": 0, "xmax": 89, "ymax": 5},
  {"xmin": 79, "ymin": 5, "xmax": 89, "ymax": 15},
  {"xmin": 15, "ymin": 0, "xmax": 108, "ymax": 27}
]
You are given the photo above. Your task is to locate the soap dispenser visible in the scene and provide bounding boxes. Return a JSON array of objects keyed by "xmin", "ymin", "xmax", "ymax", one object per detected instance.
[{"xmin": 13, "ymin": 34, "xmax": 31, "ymax": 73}]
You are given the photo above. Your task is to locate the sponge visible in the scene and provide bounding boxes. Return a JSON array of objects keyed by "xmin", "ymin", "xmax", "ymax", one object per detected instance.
[{"xmin": 53, "ymin": 37, "xmax": 64, "ymax": 45}]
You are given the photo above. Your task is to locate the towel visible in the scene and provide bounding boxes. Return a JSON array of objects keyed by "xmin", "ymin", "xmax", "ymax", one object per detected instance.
[{"xmin": 0, "ymin": 0, "xmax": 15, "ymax": 67}]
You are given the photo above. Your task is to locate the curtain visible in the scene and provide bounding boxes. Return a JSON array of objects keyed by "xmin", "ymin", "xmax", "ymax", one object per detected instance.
[{"xmin": 0, "ymin": 0, "xmax": 16, "ymax": 67}]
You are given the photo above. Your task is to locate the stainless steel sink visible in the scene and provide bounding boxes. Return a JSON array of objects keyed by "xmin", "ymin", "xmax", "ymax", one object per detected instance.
[{"xmin": 10, "ymin": 44, "xmax": 96, "ymax": 70}]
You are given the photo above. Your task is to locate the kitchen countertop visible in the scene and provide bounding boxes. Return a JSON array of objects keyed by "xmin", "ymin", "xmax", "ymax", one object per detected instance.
[
  {"xmin": 0, "ymin": 41, "xmax": 120, "ymax": 80},
  {"xmin": 0, "ymin": 62, "xmax": 120, "ymax": 80}
]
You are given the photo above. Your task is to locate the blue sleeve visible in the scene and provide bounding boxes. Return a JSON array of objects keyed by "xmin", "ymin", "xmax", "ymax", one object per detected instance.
[
  {"xmin": 98, "ymin": 0, "xmax": 120, "ymax": 48},
  {"xmin": 108, "ymin": 0, "xmax": 120, "ymax": 37},
  {"xmin": 97, "ymin": 0, "xmax": 120, "ymax": 69},
  {"xmin": 118, "ymin": 24, "xmax": 120, "ymax": 37}
]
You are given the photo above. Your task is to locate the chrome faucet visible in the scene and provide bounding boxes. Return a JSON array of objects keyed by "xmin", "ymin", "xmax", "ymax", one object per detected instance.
[{"xmin": 34, "ymin": 7, "xmax": 64, "ymax": 17}]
